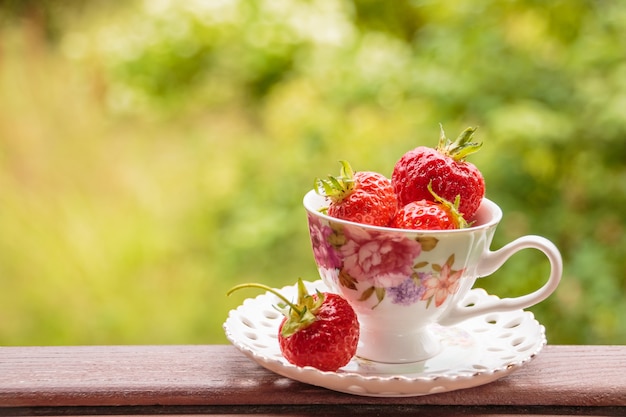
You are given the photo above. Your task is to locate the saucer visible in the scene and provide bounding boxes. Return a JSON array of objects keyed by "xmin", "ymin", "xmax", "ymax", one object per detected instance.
[{"xmin": 223, "ymin": 280, "xmax": 546, "ymax": 397}]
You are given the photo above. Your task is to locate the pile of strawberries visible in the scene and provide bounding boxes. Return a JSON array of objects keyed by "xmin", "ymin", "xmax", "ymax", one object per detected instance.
[{"xmin": 315, "ymin": 125, "xmax": 485, "ymax": 230}]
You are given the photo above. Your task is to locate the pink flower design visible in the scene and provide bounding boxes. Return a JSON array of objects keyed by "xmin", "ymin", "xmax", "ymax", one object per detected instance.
[
  {"xmin": 307, "ymin": 214, "xmax": 342, "ymax": 270},
  {"xmin": 421, "ymin": 263, "xmax": 464, "ymax": 307},
  {"xmin": 339, "ymin": 225, "xmax": 422, "ymax": 288}
]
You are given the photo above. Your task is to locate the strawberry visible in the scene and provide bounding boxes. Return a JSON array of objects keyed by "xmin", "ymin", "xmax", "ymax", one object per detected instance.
[
  {"xmin": 314, "ymin": 160, "xmax": 397, "ymax": 226},
  {"xmin": 392, "ymin": 125, "xmax": 485, "ymax": 219},
  {"xmin": 390, "ymin": 183, "xmax": 469, "ymax": 230},
  {"xmin": 227, "ymin": 279, "xmax": 359, "ymax": 372}
]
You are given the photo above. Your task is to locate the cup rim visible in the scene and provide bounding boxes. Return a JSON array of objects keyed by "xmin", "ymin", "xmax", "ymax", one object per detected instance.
[{"xmin": 303, "ymin": 189, "xmax": 502, "ymax": 234}]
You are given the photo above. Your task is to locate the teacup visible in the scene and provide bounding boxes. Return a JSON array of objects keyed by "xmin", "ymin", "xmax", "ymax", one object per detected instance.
[{"xmin": 303, "ymin": 190, "xmax": 562, "ymax": 364}]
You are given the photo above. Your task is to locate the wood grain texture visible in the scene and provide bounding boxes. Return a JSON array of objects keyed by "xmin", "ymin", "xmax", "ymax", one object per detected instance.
[{"xmin": 0, "ymin": 345, "xmax": 625, "ymax": 410}]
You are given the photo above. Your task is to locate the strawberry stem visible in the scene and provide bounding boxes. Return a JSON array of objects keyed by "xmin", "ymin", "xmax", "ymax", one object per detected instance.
[
  {"xmin": 227, "ymin": 279, "xmax": 324, "ymax": 337},
  {"xmin": 437, "ymin": 124, "xmax": 482, "ymax": 161},
  {"xmin": 227, "ymin": 283, "xmax": 303, "ymax": 316}
]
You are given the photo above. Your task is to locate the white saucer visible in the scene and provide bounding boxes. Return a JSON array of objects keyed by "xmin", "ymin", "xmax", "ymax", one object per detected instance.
[{"xmin": 223, "ymin": 280, "xmax": 546, "ymax": 397}]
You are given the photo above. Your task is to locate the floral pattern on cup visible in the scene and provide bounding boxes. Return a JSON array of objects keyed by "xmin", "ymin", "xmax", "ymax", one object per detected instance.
[{"xmin": 307, "ymin": 213, "xmax": 465, "ymax": 309}]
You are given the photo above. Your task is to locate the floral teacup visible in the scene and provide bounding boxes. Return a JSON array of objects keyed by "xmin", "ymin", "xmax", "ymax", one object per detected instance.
[{"xmin": 303, "ymin": 190, "xmax": 562, "ymax": 364}]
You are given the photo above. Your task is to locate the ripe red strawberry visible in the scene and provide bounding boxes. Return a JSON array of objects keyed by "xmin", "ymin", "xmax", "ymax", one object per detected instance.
[
  {"xmin": 391, "ymin": 183, "xmax": 469, "ymax": 230},
  {"xmin": 392, "ymin": 125, "xmax": 485, "ymax": 219},
  {"xmin": 315, "ymin": 160, "xmax": 397, "ymax": 226},
  {"xmin": 227, "ymin": 279, "xmax": 359, "ymax": 372}
]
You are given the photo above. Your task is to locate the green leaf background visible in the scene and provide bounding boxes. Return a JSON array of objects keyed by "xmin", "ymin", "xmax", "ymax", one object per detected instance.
[{"xmin": 0, "ymin": 0, "xmax": 624, "ymax": 345}]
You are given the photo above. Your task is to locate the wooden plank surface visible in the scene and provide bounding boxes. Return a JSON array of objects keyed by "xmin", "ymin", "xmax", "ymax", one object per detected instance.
[{"xmin": 0, "ymin": 345, "xmax": 624, "ymax": 414}]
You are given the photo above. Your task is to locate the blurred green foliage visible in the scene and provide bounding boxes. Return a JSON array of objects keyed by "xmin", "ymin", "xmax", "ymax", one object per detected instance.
[{"xmin": 0, "ymin": 0, "xmax": 625, "ymax": 346}]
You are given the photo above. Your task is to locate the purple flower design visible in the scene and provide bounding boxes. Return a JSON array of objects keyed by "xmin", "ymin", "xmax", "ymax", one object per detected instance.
[
  {"xmin": 307, "ymin": 213, "xmax": 342, "ymax": 270},
  {"xmin": 387, "ymin": 273, "xmax": 428, "ymax": 306},
  {"xmin": 339, "ymin": 225, "xmax": 422, "ymax": 288}
]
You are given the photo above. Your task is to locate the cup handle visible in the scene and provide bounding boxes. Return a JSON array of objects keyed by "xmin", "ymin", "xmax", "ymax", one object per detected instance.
[{"xmin": 440, "ymin": 235, "xmax": 563, "ymax": 326}]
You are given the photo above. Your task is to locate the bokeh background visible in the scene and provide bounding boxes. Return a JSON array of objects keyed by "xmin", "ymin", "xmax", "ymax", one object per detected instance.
[{"xmin": 1, "ymin": 0, "xmax": 625, "ymax": 346}]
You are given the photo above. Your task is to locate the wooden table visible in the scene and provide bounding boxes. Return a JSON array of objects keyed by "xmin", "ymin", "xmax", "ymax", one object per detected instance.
[{"xmin": 1, "ymin": 345, "xmax": 625, "ymax": 416}]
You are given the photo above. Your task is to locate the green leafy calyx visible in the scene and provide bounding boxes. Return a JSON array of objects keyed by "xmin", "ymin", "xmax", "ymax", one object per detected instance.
[
  {"xmin": 314, "ymin": 160, "xmax": 356, "ymax": 202},
  {"xmin": 427, "ymin": 181, "xmax": 469, "ymax": 229},
  {"xmin": 437, "ymin": 124, "xmax": 482, "ymax": 161},
  {"xmin": 227, "ymin": 278, "xmax": 323, "ymax": 338}
]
